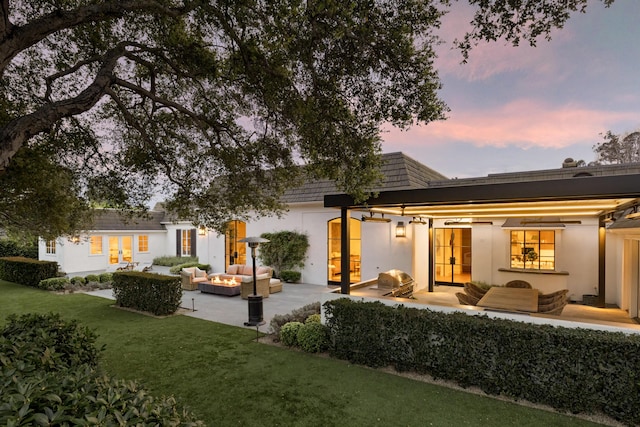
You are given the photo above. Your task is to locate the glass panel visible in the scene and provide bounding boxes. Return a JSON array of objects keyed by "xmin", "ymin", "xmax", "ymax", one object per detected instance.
[
  {"xmin": 225, "ymin": 221, "xmax": 247, "ymax": 269},
  {"xmin": 182, "ymin": 230, "xmax": 191, "ymax": 256},
  {"xmin": 435, "ymin": 228, "xmax": 471, "ymax": 284},
  {"xmin": 90, "ymin": 236, "xmax": 102, "ymax": 255},
  {"xmin": 510, "ymin": 230, "xmax": 555, "ymax": 270},
  {"xmin": 327, "ymin": 218, "xmax": 361, "ymax": 284},
  {"xmin": 109, "ymin": 237, "xmax": 119, "ymax": 265},
  {"xmin": 138, "ymin": 235, "xmax": 148, "ymax": 252},
  {"xmin": 121, "ymin": 236, "xmax": 132, "ymax": 262}
]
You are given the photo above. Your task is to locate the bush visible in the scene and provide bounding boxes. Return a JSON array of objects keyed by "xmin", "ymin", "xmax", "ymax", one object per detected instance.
[
  {"xmin": 99, "ymin": 272, "xmax": 113, "ymax": 283},
  {"xmin": 0, "ymin": 313, "xmax": 203, "ymax": 426},
  {"xmin": 280, "ymin": 270, "xmax": 301, "ymax": 283},
  {"xmin": 297, "ymin": 322, "xmax": 329, "ymax": 353},
  {"xmin": 70, "ymin": 276, "xmax": 86, "ymax": 285},
  {"xmin": 38, "ymin": 277, "xmax": 70, "ymax": 291},
  {"xmin": 85, "ymin": 274, "xmax": 100, "ymax": 283},
  {"xmin": 257, "ymin": 231, "xmax": 309, "ymax": 278},
  {"xmin": 0, "ymin": 256, "xmax": 58, "ymax": 287},
  {"xmin": 324, "ymin": 298, "xmax": 640, "ymax": 426},
  {"xmin": 153, "ymin": 255, "xmax": 198, "ymax": 266},
  {"xmin": 0, "ymin": 238, "xmax": 38, "ymax": 259},
  {"xmin": 112, "ymin": 271, "xmax": 181, "ymax": 316},
  {"xmin": 280, "ymin": 322, "xmax": 304, "ymax": 347},
  {"xmin": 269, "ymin": 301, "xmax": 320, "ymax": 339},
  {"xmin": 305, "ymin": 313, "xmax": 321, "ymax": 324}
]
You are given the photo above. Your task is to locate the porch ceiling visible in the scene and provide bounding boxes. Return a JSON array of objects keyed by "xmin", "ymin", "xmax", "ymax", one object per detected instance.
[{"xmin": 324, "ymin": 174, "xmax": 640, "ymax": 219}]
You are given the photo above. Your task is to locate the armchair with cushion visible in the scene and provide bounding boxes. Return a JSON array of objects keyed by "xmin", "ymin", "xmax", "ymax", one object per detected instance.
[
  {"xmin": 180, "ymin": 267, "xmax": 209, "ymax": 291},
  {"xmin": 207, "ymin": 264, "xmax": 274, "ymax": 298}
]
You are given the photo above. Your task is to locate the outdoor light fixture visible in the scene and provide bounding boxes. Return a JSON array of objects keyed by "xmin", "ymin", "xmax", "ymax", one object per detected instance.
[
  {"xmin": 395, "ymin": 221, "xmax": 406, "ymax": 238},
  {"xmin": 239, "ymin": 236, "xmax": 270, "ymax": 327},
  {"xmin": 625, "ymin": 206, "xmax": 640, "ymax": 220},
  {"xmin": 70, "ymin": 236, "xmax": 80, "ymax": 244},
  {"xmin": 361, "ymin": 212, "xmax": 391, "ymax": 222},
  {"xmin": 409, "ymin": 217, "xmax": 427, "ymax": 225},
  {"xmin": 198, "ymin": 226, "xmax": 207, "ymax": 235}
]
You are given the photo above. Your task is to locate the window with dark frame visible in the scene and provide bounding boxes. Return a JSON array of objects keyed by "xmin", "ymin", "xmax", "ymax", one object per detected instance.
[{"xmin": 510, "ymin": 230, "xmax": 555, "ymax": 270}]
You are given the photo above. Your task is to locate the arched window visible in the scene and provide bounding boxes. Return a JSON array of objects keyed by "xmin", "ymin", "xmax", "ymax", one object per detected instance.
[
  {"xmin": 225, "ymin": 220, "xmax": 246, "ymax": 269},
  {"xmin": 327, "ymin": 217, "xmax": 361, "ymax": 285}
]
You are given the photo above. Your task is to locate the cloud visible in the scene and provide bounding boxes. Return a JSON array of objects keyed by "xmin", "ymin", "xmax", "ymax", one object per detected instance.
[{"xmin": 382, "ymin": 100, "xmax": 640, "ymax": 149}]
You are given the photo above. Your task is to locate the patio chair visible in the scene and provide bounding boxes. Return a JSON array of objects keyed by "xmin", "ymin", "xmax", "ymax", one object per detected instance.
[
  {"xmin": 505, "ymin": 280, "xmax": 532, "ymax": 289},
  {"xmin": 463, "ymin": 282, "xmax": 488, "ymax": 300},
  {"xmin": 133, "ymin": 262, "xmax": 153, "ymax": 272},
  {"xmin": 455, "ymin": 292, "xmax": 479, "ymax": 306},
  {"xmin": 538, "ymin": 289, "xmax": 569, "ymax": 305},
  {"xmin": 538, "ymin": 299, "xmax": 568, "ymax": 314}
]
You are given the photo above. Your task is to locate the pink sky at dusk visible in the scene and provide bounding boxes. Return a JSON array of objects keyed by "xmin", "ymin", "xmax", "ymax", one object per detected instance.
[{"xmin": 381, "ymin": 1, "xmax": 640, "ymax": 178}]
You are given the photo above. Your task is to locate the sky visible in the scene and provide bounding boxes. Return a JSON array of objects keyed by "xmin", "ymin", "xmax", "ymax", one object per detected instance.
[{"xmin": 380, "ymin": 1, "xmax": 640, "ymax": 179}]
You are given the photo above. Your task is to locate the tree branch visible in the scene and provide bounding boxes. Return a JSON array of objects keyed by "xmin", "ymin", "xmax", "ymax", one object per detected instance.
[{"xmin": 0, "ymin": 44, "xmax": 124, "ymax": 172}]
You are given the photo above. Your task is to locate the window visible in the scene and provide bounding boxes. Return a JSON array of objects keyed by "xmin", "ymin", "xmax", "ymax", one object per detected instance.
[
  {"xmin": 182, "ymin": 229, "xmax": 192, "ymax": 256},
  {"xmin": 327, "ymin": 217, "xmax": 361, "ymax": 285},
  {"xmin": 90, "ymin": 236, "xmax": 103, "ymax": 255},
  {"xmin": 138, "ymin": 235, "xmax": 149, "ymax": 252},
  {"xmin": 510, "ymin": 230, "xmax": 555, "ymax": 270},
  {"xmin": 45, "ymin": 240, "xmax": 56, "ymax": 254}
]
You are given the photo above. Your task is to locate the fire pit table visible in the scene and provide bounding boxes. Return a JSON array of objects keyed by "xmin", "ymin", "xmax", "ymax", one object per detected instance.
[{"xmin": 197, "ymin": 277, "xmax": 241, "ymax": 296}]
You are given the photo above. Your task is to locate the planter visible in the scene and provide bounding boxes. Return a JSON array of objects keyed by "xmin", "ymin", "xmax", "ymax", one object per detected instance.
[{"xmin": 582, "ymin": 294, "xmax": 599, "ymax": 307}]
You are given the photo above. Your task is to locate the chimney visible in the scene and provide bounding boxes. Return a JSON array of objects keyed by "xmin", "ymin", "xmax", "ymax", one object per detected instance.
[{"xmin": 562, "ymin": 158, "xmax": 577, "ymax": 168}]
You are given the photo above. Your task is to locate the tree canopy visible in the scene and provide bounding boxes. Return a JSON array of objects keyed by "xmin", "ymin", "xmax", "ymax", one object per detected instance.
[
  {"xmin": 593, "ymin": 130, "xmax": 640, "ymax": 165},
  {"xmin": 0, "ymin": 0, "xmax": 615, "ymax": 238}
]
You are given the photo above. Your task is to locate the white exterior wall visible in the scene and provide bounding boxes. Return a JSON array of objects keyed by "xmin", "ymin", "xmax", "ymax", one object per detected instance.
[{"xmin": 39, "ymin": 231, "xmax": 165, "ymax": 274}]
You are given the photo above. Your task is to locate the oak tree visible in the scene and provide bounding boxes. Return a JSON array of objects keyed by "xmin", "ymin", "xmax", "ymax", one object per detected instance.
[
  {"xmin": 0, "ymin": 0, "xmax": 614, "ymax": 238},
  {"xmin": 593, "ymin": 130, "xmax": 640, "ymax": 165}
]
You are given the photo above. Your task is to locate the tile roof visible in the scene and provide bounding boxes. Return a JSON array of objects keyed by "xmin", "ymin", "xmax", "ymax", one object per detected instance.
[
  {"xmin": 91, "ymin": 209, "xmax": 167, "ymax": 231},
  {"xmin": 281, "ymin": 152, "xmax": 448, "ymax": 203}
]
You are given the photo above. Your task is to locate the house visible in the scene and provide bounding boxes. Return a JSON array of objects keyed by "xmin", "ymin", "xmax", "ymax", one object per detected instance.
[
  {"xmin": 324, "ymin": 160, "xmax": 640, "ymax": 319},
  {"xmin": 39, "ymin": 153, "xmax": 640, "ymax": 319}
]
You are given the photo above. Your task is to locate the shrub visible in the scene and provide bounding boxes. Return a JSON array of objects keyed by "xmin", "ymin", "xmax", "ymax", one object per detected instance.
[
  {"xmin": 99, "ymin": 272, "xmax": 113, "ymax": 283},
  {"xmin": 153, "ymin": 255, "xmax": 198, "ymax": 266},
  {"xmin": 0, "ymin": 313, "xmax": 202, "ymax": 426},
  {"xmin": 257, "ymin": 231, "xmax": 309, "ymax": 278},
  {"xmin": 297, "ymin": 322, "xmax": 329, "ymax": 353},
  {"xmin": 85, "ymin": 274, "xmax": 100, "ymax": 283},
  {"xmin": 113, "ymin": 271, "xmax": 181, "ymax": 316},
  {"xmin": 1, "ymin": 312, "xmax": 102, "ymax": 371},
  {"xmin": 305, "ymin": 313, "xmax": 321, "ymax": 324},
  {"xmin": 280, "ymin": 270, "xmax": 301, "ymax": 283},
  {"xmin": 70, "ymin": 276, "xmax": 86, "ymax": 285},
  {"xmin": 269, "ymin": 301, "xmax": 320, "ymax": 339},
  {"xmin": 280, "ymin": 321, "xmax": 304, "ymax": 347},
  {"xmin": 0, "ymin": 238, "xmax": 38, "ymax": 259},
  {"xmin": 38, "ymin": 277, "xmax": 70, "ymax": 291},
  {"xmin": 0, "ymin": 256, "xmax": 58, "ymax": 287}
]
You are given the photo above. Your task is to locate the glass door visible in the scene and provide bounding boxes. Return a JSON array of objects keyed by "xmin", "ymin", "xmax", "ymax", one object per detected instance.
[
  {"xmin": 327, "ymin": 217, "xmax": 361, "ymax": 286},
  {"xmin": 225, "ymin": 220, "xmax": 246, "ymax": 269},
  {"xmin": 108, "ymin": 236, "xmax": 133, "ymax": 265},
  {"xmin": 434, "ymin": 228, "xmax": 471, "ymax": 285}
]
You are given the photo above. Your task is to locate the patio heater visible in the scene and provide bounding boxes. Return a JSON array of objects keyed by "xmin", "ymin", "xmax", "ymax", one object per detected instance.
[{"xmin": 240, "ymin": 236, "xmax": 270, "ymax": 326}]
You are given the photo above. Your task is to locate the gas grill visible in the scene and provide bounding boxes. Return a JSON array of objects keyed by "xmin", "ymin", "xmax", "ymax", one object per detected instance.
[{"xmin": 377, "ymin": 269, "xmax": 415, "ymax": 298}]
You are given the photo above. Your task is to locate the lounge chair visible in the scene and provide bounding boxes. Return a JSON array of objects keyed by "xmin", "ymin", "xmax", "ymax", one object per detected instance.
[
  {"xmin": 133, "ymin": 262, "xmax": 152, "ymax": 272},
  {"xmin": 505, "ymin": 280, "xmax": 532, "ymax": 289},
  {"xmin": 455, "ymin": 292, "xmax": 479, "ymax": 306},
  {"xmin": 463, "ymin": 282, "xmax": 488, "ymax": 300},
  {"xmin": 538, "ymin": 289, "xmax": 569, "ymax": 305}
]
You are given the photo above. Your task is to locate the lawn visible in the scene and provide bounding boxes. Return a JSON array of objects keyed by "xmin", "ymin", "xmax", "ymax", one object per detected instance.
[{"xmin": 0, "ymin": 280, "xmax": 606, "ymax": 427}]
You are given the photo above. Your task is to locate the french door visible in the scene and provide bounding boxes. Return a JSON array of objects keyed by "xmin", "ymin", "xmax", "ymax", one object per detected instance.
[
  {"xmin": 108, "ymin": 236, "xmax": 133, "ymax": 265},
  {"xmin": 434, "ymin": 228, "xmax": 471, "ymax": 285}
]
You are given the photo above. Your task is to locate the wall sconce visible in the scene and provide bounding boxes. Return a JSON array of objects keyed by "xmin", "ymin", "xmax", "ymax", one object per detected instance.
[
  {"xmin": 71, "ymin": 236, "xmax": 80, "ymax": 244},
  {"xmin": 395, "ymin": 221, "xmax": 406, "ymax": 238},
  {"xmin": 198, "ymin": 226, "xmax": 207, "ymax": 236}
]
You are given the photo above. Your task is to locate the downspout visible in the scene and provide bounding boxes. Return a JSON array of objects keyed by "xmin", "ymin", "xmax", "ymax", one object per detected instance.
[
  {"xmin": 598, "ymin": 217, "xmax": 606, "ymax": 308},
  {"xmin": 340, "ymin": 207, "xmax": 351, "ymax": 295}
]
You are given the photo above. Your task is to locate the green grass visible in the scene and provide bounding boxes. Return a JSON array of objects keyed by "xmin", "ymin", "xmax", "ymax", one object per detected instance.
[{"xmin": 0, "ymin": 280, "xmax": 605, "ymax": 427}]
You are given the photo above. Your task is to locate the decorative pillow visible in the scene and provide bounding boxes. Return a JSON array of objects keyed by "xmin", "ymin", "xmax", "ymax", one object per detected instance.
[
  {"xmin": 256, "ymin": 266, "xmax": 272, "ymax": 276},
  {"xmin": 227, "ymin": 264, "xmax": 239, "ymax": 274},
  {"xmin": 241, "ymin": 265, "xmax": 254, "ymax": 276},
  {"xmin": 182, "ymin": 267, "xmax": 196, "ymax": 276}
]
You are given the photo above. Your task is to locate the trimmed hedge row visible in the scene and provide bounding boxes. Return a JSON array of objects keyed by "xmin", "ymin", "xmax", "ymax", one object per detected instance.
[
  {"xmin": 112, "ymin": 271, "xmax": 182, "ymax": 316},
  {"xmin": 0, "ymin": 256, "xmax": 58, "ymax": 287},
  {"xmin": 324, "ymin": 298, "xmax": 640, "ymax": 425},
  {"xmin": 0, "ymin": 313, "xmax": 203, "ymax": 426}
]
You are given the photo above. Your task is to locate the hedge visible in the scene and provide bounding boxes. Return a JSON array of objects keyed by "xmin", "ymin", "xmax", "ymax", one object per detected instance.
[
  {"xmin": 324, "ymin": 298, "xmax": 640, "ymax": 425},
  {"xmin": 0, "ymin": 313, "xmax": 202, "ymax": 426},
  {"xmin": 112, "ymin": 271, "xmax": 182, "ymax": 316},
  {"xmin": 0, "ymin": 256, "xmax": 58, "ymax": 287}
]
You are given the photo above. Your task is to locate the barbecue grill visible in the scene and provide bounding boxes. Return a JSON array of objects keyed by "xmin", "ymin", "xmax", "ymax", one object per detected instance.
[{"xmin": 377, "ymin": 269, "xmax": 415, "ymax": 297}]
